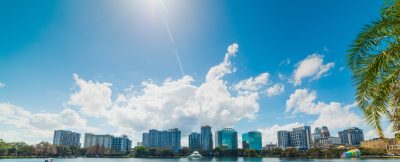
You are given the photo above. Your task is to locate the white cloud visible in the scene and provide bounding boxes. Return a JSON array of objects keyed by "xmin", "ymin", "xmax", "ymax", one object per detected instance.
[
  {"xmin": 285, "ymin": 89, "xmax": 364, "ymax": 132},
  {"xmin": 291, "ymin": 54, "xmax": 335, "ymax": 86},
  {"xmin": 29, "ymin": 108, "xmax": 87, "ymax": 130},
  {"xmin": 206, "ymin": 43, "xmax": 238, "ymax": 82},
  {"xmin": 234, "ymin": 73, "xmax": 269, "ymax": 93},
  {"xmin": 68, "ymin": 74, "xmax": 113, "ymax": 117},
  {"xmin": 0, "ymin": 103, "xmax": 90, "ymax": 144},
  {"xmin": 67, "ymin": 43, "xmax": 269, "ymax": 146},
  {"xmin": 285, "ymin": 89, "xmax": 318, "ymax": 114},
  {"xmin": 258, "ymin": 122, "xmax": 304, "ymax": 145},
  {"xmin": 266, "ymin": 83, "xmax": 285, "ymax": 97},
  {"xmin": 227, "ymin": 43, "xmax": 239, "ymax": 56},
  {"xmin": 0, "ymin": 82, "xmax": 5, "ymax": 88}
]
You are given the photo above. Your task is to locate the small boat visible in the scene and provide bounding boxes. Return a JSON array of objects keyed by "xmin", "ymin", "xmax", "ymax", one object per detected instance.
[
  {"xmin": 44, "ymin": 158, "xmax": 54, "ymax": 162},
  {"xmin": 188, "ymin": 151, "xmax": 204, "ymax": 160}
]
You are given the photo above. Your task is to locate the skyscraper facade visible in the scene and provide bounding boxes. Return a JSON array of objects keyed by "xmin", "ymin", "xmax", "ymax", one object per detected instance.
[
  {"xmin": 200, "ymin": 125, "xmax": 213, "ymax": 151},
  {"xmin": 290, "ymin": 126, "xmax": 311, "ymax": 149},
  {"xmin": 277, "ymin": 131, "xmax": 290, "ymax": 148},
  {"xmin": 142, "ymin": 133, "xmax": 149, "ymax": 147},
  {"xmin": 216, "ymin": 128, "xmax": 238, "ymax": 150},
  {"xmin": 53, "ymin": 130, "xmax": 80, "ymax": 147},
  {"xmin": 142, "ymin": 128, "xmax": 181, "ymax": 151},
  {"xmin": 111, "ymin": 135, "xmax": 132, "ymax": 153},
  {"xmin": 148, "ymin": 129, "xmax": 158, "ymax": 147},
  {"xmin": 339, "ymin": 127, "xmax": 364, "ymax": 146},
  {"xmin": 242, "ymin": 131, "xmax": 262, "ymax": 150},
  {"xmin": 277, "ymin": 126, "xmax": 312, "ymax": 150},
  {"xmin": 321, "ymin": 126, "xmax": 330, "ymax": 138},
  {"xmin": 311, "ymin": 127, "xmax": 322, "ymax": 144},
  {"xmin": 189, "ymin": 132, "xmax": 201, "ymax": 150},
  {"xmin": 84, "ymin": 133, "xmax": 113, "ymax": 149}
]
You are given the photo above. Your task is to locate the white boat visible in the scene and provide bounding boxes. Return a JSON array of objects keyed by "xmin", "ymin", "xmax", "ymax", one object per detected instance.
[
  {"xmin": 44, "ymin": 158, "xmax": 53, "ymax": 162},
  {"xmin": 188, "ymin": 151, "xmax": 204, "ymax": 159}
]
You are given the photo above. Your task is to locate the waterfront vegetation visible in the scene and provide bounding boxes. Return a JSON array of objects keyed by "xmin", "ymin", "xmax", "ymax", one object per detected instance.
[
  {"xmin": 0, "ymin": 139, "xmax": 131, "ymax": 158},
  {"xmin": 132, "ymin": 146, "xmax": 390, "ymax": 158},
  {"xmin": 0, "ymin": 138, "xmax": 396, "ymax": 159}
]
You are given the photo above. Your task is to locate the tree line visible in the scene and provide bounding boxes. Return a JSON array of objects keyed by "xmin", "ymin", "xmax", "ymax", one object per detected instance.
[
  {"xmin": 133, "ymin": 146, "xmax": 389, "ymax": 158},
  {"xmin": 0, "ymin": 139, "xmax": 130, "ymax": 158}
]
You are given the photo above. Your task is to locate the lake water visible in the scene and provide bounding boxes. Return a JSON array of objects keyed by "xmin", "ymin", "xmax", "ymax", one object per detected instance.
[{"xmin": 0, "ymin": 158, "xmax": 399, "ymax": 162}]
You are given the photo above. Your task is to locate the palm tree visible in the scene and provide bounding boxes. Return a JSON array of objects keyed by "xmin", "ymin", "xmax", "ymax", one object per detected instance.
[{"xmin": 348, "ymin": 0, "xmax": 400, "ymax": 141}]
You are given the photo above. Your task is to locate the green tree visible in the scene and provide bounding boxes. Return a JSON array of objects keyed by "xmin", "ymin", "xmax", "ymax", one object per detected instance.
[
  {"xmin": 161, "ymin": 149, "xmax": 173, "ymax": 156},
  {"xmin": 10, "ymin": 142, "xmax": 30, "ymax": 156},
  {"xmin": 178, "ymin": 147, "xmax": 191, "ymax": 156},
  {"xmin": 347, "ymin": 0, "xmax": 400, "ymax": 141},
  {"xmin": 242, "ymin": 149, "xmax": 259, "ymax": 157},
  {"xmin": 133, "ymin": 146, "xmax": 148, "ymax": 157},
  {"xmin": 8, "ymin": 147, "xmax": 17, "ymax": 156},
  {"xmin": 263, "ymin": 148, "xmax": 282, "ymax": 156},
  {"xmin": 0, "ymin": 139, "xmax": 9, "ymax": 156},
  {"xmin": 212, "ymin": 146, "xmax": 224, "ymax": 157},
  {"xmin": 35, "ymin": 142, "xmax": 57, "ymax": 156},
  {"xmin": 281, "ymin": 148, "xmax": 298, "ymax": 157},
  {"xmin": 309, "ymin": 148, "xmax": 322, "ymax": 157}
]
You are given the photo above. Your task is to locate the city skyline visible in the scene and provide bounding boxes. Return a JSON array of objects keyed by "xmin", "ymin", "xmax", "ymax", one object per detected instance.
[
  {"xmin": 51, "ymin": 125, "xmax": 364, "ymax": 151},
  {"xmin": 0, "ymin": 0, "xmax": 395, "ymax": 148}
]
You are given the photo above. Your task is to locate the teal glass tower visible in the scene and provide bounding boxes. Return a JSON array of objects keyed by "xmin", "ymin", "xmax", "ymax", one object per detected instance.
[
  {"xmin": 216, "ymin": 128, "xmax": 238, "ymax": 150},
  {"xmin": 242, "ymin": 131, "xmax": 262, "ymax": 150}
]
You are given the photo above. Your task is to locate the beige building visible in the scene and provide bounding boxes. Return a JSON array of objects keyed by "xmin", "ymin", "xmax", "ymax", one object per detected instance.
[
  {"xmin": 361, "ymin": 138, "xmax": 388, "ymax": 149},
  {"xmin": 388, "ymin": 144, "xmax": 400, "ymax": 155},
  {"xmin": 84, "ymin": 133, "xmax": 113, "ymax": 149},
  {"xmin": 361, "ymin": 138, "xmax": 398, "ymax": 151}
]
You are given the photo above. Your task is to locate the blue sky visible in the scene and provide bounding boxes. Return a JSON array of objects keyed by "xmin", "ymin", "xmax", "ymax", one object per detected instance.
[{"xmin": 0, "ymin": 0, "xmax": 391, "ymax": 146}]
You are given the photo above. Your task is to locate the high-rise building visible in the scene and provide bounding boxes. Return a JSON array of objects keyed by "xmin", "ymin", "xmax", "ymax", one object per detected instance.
[
  {"xmin": 84, "ymin": 133, "xmax": 113, "ymax": 149},
  {"xmin": 189, "ymin": 132, "xmax": 201, "ymax": 150},
  {"xmin": 277, "ymin": 131, "xmax": 290, "ymax": 148},
  {"xmin": 169, "ymin": 128, "xmax": 181, "ymax": 151},
  {"xmin": 314, "ymin": 127, "xmax": 322, "ymax": 135},
  {"xmin": 277, "ymin": 126, "xmax": 312, "ymax": 150},
  {"xmin": 312, "ymin": 126, "xmax": 338, "ymax": 147},
  {"xmin": 290, "ymin": 126, "xmax": 311, "ymax": 149},
  {"xmin": 214, "ymin": 131, "xmax": 219, "ymax": 149},
  {"xmin": 53, "ymin": 130, "xmax": 80, "ymax": 147},
  {"xmin": 321, "ymin": 126, "xmax": 330, "ymax": 138},
  {"xmin": 111, "ymin": 135, "xmax": 132, "ymax": 153},
  {"xmin": 142, "ymin": 133, "xmax": 149, "ymax": 147},
  {"xmin": 216, "ymin": 128, "xmax": 238, "ymax": 150},
  {"xmin": 200, "ymin": 125, "xmax": 213, "ymax": 151},
  {"xmin": 142, "ymin": 128, "xmax": 181, "ymax": 151},
  {"xmin": 242, "ymin": 131, "xmax": 262, "ymax": 150},
  {"xmin": 311, "ymin": 127, "xmax": 322, "ymax": 144},
  {"xmin": 84, "ymin": 133, "xmax": 132, "ymax": 153},
  {"xmin": 148, "ymin": 129, "xmax": 158, "ymax": 147},
  {"xmin": 339, "ymin": 127, "xmax": 364, "ymax": 146}
]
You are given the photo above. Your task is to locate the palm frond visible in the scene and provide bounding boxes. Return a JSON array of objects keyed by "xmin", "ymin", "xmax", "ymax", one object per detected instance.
[{"xmin": 347, "ymin": 0, "xmax": 400, "ymax": 140}]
